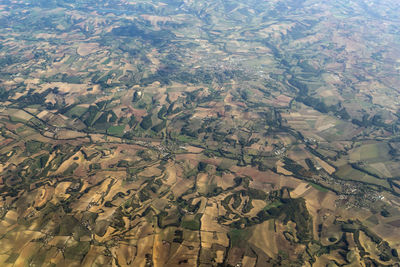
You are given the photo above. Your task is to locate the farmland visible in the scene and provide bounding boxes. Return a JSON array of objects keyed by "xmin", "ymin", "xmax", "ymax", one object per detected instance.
[{"xmin": 0, "ymin": 0, "xmax": 400, "ymax": 266}]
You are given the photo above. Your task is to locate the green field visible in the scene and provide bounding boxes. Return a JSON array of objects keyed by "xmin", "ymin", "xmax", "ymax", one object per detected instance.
[
  {"xmin": 65, "ymin": 106, "xmax": 88, "ymax": 118},
  {"xmin": 107, "ymin": 125, "xmax": 126, "ymax": 136},
  {"xmin": 349, "ymin": 143, "xmax": 391, "ymax": 163},
  {"xmin": 309, "ymin": 182, "xmax": 329, "ymax": 192},
  {"xmin": 335, "ymin": 165, "xmax": 391, "ymax": 189}
]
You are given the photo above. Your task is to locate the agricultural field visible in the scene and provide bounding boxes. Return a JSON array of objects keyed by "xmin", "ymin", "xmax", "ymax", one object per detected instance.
[{"xmin": 0, "ymin": 0, "xmax": 400, "ymax": 266}]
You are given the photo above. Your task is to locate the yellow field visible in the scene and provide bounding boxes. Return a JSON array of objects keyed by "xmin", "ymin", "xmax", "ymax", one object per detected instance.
[{"xmin": 248, "ymin": 220, "xmax": 278, "ymax": 258}]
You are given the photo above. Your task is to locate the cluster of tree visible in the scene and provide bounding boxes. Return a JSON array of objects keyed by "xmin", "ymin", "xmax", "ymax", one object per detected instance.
[
  {"xmin": 16, "ymin": 88, "xmax": 55, "ymax": 107},
  {"xmin": 283, "ymin": 157, "xmax": 312, "ymax": 178},
  {"xmin": 0, "ymin": 55, "xmax": 19, "ymax": 67},
  {"xmin": 255, "ymin": 198, "xmax": 313, "ymax": 243},
  {"xmin": 289, "ymin": 77, "xmax": 351, "ymax": 119},
  {"xmin": 150, "ymin": 120, "xmax": 165, "ymax": 133},
  {"xmin": 82, "ymin": 105, "xmax": 100, "ymax": 126},
  {"xmin": 341, "ymin": 220, "xmax": 399, "ymax": 262},
  {"xmin": 61, "ymin": 74, "xmax": 82, "ymax": 84},
  {"xmin": 112, "ymin": 22, "xmax": 175, "ymax": 46},
  {"xmin": 352, "ymin": 113, "xmax": 397, "ymax": 132},
  {"xmin": 140, "ymin": 114, "xmax": 153, "ymax": 130}
]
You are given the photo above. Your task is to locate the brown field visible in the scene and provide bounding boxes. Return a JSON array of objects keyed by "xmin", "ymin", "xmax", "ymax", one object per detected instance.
[
  {"xmin": 196, "ymin": 173, "xmax": 209, "ymax": 195},
  {"xmin": 77, "ymin": 42, "xmax": 100, "ymax": 56},
  {"xmin": 138, "ymin": 165, "xmax": 163, "ymax": 178},
  {"xmin": 248, "ymin": 220, "xmax": 278, "ymax": 258},
  {"xmin": 314, "ymin": 157, "xmax": 336, "ymax": 174},
  {"xmin": 55, "ymin": 129, "xmax": 87, "ymax": 139},
  {"xmin": 201, "ymin": 201, "xmax": 228, "ymax": 233},
  {"xmin": 276, "ymin": 160, "xmax": 293, "ymax": 175}
]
